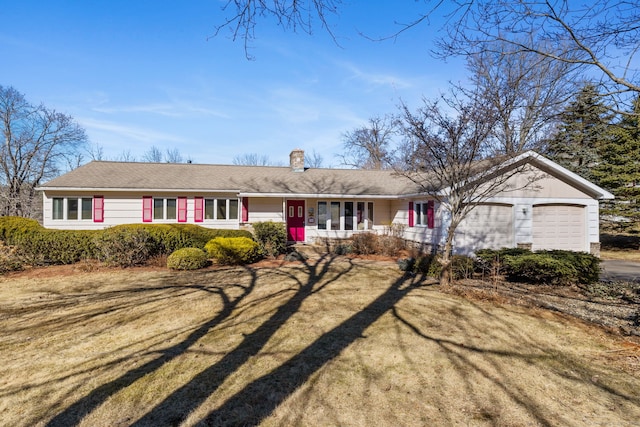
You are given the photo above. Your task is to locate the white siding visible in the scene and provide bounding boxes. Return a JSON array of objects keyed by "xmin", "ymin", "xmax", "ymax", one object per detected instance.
[{"xmin": 453, "ymin": 204, "xmax": 514, "ymax": 254}]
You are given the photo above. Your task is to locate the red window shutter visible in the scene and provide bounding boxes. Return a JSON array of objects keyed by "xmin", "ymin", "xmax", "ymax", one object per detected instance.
[
  {"xmin": 194, "ymin": 197, "xmax": 203, "ymax": 222},
  {"xmin": 93, "ymin": 196, "xmax": 104, "ymax": 223},
  {"xmin": 142, "ymin": 196, "xmax": 153, "ymax": 222},
  {"xmin": 427, "ymin": 200, "xmax": 435, "ymax": 229},
  {"xmin": 241, "ymin": 197, "xmax": 249, "ymax": 222},
  {"xmin": 408, "ymin": 202, "xmax": 414, "ymax": 227},
  {"xmin": 178, "ymin": 197, "xmax": 187, "ymax": 222}
]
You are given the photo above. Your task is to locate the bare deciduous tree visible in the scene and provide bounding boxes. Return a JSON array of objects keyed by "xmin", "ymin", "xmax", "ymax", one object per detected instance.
[
  {"xmin": 142, "ymin": 145, "xmax": 164, "ymax": 162},
  {"xmin": 217, "ymin": 1, "xmax": 640, "ymax": 99},
  {"xmin": 464, "ymin": 41, "xmax": 575, "ymax": 155},
  {"xmin": 437, "ymin": 1, "xmax": 640, "ymax": 101},
  {"xmin": 398, "ymin": 93, "xmax": 534, "ymax": 285},
  {"xmin": 215, "ymin": 0, "xmax": 341, "ymax": 58},
  {"xmin": 233, "ymin": 152, "xmax": 272, "ymax": 166},
  {"xmin": 0, "ymin": 85, "xmax": 88, "ymax": 217},
  {"xmin": 340, "ymin": 115, "xmax": 397, "ymax": 169},
  {"xmin": 164, "ymin": 147, "xmax": 184, "ymax": 163},
  {"xmin": 305, "ymin": 149, "xmax": 324, "ymax": 168}
]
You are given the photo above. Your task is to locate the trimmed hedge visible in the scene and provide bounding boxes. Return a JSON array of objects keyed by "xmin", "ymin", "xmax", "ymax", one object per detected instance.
[
  {"xmin": 167, "ymin": 247, "xmax": 209, "ymax": 270},
  {"xmin": 205, "ymin": 237, "xmax": 261, "ymax": 265}
]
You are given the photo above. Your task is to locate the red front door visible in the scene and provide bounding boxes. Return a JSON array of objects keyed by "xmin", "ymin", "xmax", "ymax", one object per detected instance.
[{"xmin": 286, "ymin": 200, "xmax": 305, "ymax": 242}]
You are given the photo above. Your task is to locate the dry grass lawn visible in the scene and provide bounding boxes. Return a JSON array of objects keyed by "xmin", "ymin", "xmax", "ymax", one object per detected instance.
[{"xmin": 1, "ymin": 255, "xmax": 639, "ymax": 426}]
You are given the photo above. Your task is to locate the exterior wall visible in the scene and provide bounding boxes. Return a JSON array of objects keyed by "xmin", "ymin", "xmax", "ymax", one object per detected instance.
[
  {"xmin": 246, "ymin": 197, "xmax": 284, "ymax": 223},
  {"xmin": 42, "ymin": 191, "xmax": 244, "ymax": 230}
]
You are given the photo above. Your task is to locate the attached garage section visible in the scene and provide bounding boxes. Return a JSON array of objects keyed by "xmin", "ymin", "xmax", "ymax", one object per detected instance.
[
  {"xmin": 532, "ymin": 204, "xmax": 586, "ymax": 251},
  {"xmin": 454, "ymin": 204, "xmax": 514, "ymax": 253}
]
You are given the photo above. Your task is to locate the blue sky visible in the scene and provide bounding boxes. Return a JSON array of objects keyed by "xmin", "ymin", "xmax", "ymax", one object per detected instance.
[{"xmin": 1, "ymin": 1, "xmax": 467, "ymax": 167}]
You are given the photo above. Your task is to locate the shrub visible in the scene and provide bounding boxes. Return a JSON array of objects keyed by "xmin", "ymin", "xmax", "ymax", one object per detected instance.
[
  {"xmin": 93, "ymin": 227, "xmax": 155, "ymax": 267},
  {"xmin": 474, "ymin": 248, "xmax": 531, "ymax": 274},
  {"xmin": 476, "ymin": 248, "xmax": 600, "ymax": 285},
  {"xmin": 253, "ymin": 221, "xmax": 287, "ymax": 257},
  {"xmin": 107, "ymin": 224, "xmax": 252, "ymax": 255},
  {"xmin": 205, "ymin": 237, "xmax": 261, "ymax": 265},
  {"xmin": 333, "ymin": 243, "xmax": 353, "ymax": 255},
  {"xmin": 451, "ymin": 255, "xmax": 475, "ymax": 280},
  {"xmin": 503, "ymin": 253, "xmax": 578, "ymax": 285},
  {"xmin": 0, "ymin": 242, "xmax": 24, "ymax": 273},
  {"xmin": 351, "ymin": 232, "xmax": 379, "ymax": 255},
  {"xmin": 167, "ymin": 247, "xmax": 208, "ymax": 270},
  {"xmin": 0, "ymin": 216, "xmax": 42, "ymax": 245},
  {"xmin": 378, "ymin": 235, "xmax": 406, "ymax": 257},
  {"xmin": 537, "ymin": 250, "xmax": 600, "ymax": 284},
  {"xmin": 18, "ymin": 229, "xmax": 99, "ymax": 265},
  {"xmin": 410, "ymin": 254, "xmax": 442, "ymax": 277}
]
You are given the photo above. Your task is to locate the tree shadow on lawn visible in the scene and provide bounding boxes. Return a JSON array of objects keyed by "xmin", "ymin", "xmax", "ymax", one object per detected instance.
[
  {"xmin": 46, "ymin": 253, "xmax": 356, "ymax": 426},
  {"xmin": 45, "ymin": 266, "xmax": 261, "ymax": 427}
]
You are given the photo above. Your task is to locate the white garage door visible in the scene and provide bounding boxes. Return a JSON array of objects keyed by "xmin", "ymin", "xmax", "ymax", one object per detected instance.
[
  {"xmin": 454, "ymin": 204, "xmax": 514, "ymax": 253},
  {"xmin": 532, "ymin": 204, "xmax": 586, "ymax": 251}
]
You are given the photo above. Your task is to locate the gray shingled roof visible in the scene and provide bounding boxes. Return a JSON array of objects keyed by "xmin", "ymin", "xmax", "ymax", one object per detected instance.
[{"xmin": 40, "ymin": 161, "xmax": 422, "ymax": 197}]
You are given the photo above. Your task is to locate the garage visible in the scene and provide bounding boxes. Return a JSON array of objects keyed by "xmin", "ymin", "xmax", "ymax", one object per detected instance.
[
  {"xmin": 532, "ymin": 204, "xmax": 586, "ymax": 251},
  {"xmin": 454, "ymin": 204, "xmax": 514, "ymax": 253}
]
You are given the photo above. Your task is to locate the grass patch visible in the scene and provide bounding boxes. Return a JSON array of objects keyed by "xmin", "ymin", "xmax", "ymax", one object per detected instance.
[{"xmin": 1, "ymin": 258, "xmax": 639, "ymax": 426}]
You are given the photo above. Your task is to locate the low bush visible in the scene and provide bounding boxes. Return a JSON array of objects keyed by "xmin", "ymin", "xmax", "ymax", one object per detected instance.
[
  {"xmin": 18, "ymin": 229, "xmax": 99, "ymax": 265},
  {"xmin": 205, "ymin": 237, "xmax": 261, "ymax": 265},
  {"xmin": 253, "ymin": 221, "xmax": 287, "ymax": 257},
  {"xmin": 0, "ymin": 216, "xmax": 43, "ymax": 247},
  {"xmin": 378, "ymin": 235, "xmax": 406, "ymax": 257},
  {"xmin": 476, "ymin": 248, "xmax": 600, "ymax": 285},
  {"xmin": 106, "ymin": 224, "xmax": 252, "ymax": 255},
  {"xmin": 474, "ymin": 248, "xmax": 532, "ymax": 274},
  {"xmin": 451, "ymin": 255, "xmax": 475, "ymax": 280},
  {"xmin": 503, "ymin": 253, "xmax": 578, "ymax": 285},
  {"xmin": 401, "ymin": 254, "xmax": 441, "ymax": 277},
  {"xmin": 167, "ymin": 247, "xmax": 209, "ymax": 270},
  {"xmin": 0, "ymin": 242, "xmax": 24, "ymax": 273},
  {"xmin": 93, "ymin": 227, "xmax": 155, "ymax": 267},
  {"xmin": 537, "ymin": 250, "xmax": 600, "ymax": 284},
  {"xmin": 333, "ymin": 243, "xmax": 353, "ymax": 255},
  {"xmin": 351, "ymin": 232, "xmax": 378, "ymax": 255}
]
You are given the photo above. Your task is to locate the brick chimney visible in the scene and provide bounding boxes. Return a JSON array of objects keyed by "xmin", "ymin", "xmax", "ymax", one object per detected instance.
[{"xmin": 290, "ymin": 148, "xmax": 305, "ymax": 172}]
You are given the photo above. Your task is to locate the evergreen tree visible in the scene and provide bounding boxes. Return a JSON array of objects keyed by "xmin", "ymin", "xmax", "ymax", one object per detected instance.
[
  {"xmin": 547, "ymin": 84, "xmax": 613, "ymax": 181},
  {"xmin": 593, "ymin": 97, "xmax": 640, "ymax": 232}
]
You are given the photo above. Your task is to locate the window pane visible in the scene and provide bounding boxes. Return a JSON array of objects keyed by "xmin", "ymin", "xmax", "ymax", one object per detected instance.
[
  {"xmin": 330, "ymin": 202, "xmax": 340, "ymax": 230},
  {"xmin": 217, "ymin": 199, "xmax": 226, "ymax": 219},
  {"xmin": 367, "ymin": 202, "xmax": 374, "ymax": 229},
  {"xmin": 318, "ymin": 202, "xmax": 327, "ymax": 230},
  {"xmin": 344, "ymin": 202, "xmax": 353, "ymax": 231},
  {"xmin": 53, "ymin": 198, "xmax": 64, "ymax": 220},
  {"xmin": 166, "ymin": 198, "xmax": 176, "ymax": 220},
  {"xmin": 67, "ymin": 198, "xmax": 78, "ymax": 220},
  {"xmin": 229, "ymin": 199, "xmax": 239, "ymax": 220},
  {"xmin": 205, "ymin": 199, "xmax": 214, "ymax": 219},
  {"xmin": 154, "ymin": 198, "xmax": 164, "ymax": 220},
  {"xmin": 357, "ymin": 202, "xmax": 364, "ymax": 230},
  {"xmin": 81, "ymin": 198, "xmax": 92, "ymax": 220},
  {"xmin": 416, "ymin": 203, "xmax": 422, "ymax": 225}
]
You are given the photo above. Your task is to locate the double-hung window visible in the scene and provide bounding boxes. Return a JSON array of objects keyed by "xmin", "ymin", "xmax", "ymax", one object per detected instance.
[
  {"xmin": 201, "ymin": 198, "xmax": 239, "ymax": 221},
  {"xmin": 413, "ymin": 201, "xmax": 435, "ymax": 229},
  {"xmin": 52, "ymin": 196, "xmax": 103, "ymax": 222}
]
